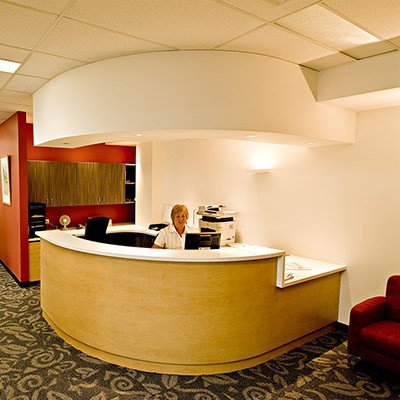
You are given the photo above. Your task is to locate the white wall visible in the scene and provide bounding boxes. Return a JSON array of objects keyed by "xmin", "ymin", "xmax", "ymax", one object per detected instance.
[{"xmin": 147, "ymin": 106, "xmax": 400, "ymax": 324}]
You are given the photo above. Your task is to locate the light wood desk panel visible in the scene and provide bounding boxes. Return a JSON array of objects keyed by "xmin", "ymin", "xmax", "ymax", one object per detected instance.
[{"xmin": 40, "ymin": 239, "xmax": 341, "ymax": 374}]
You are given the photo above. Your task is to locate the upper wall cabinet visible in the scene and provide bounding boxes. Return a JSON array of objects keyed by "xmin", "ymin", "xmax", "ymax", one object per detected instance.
[
  {"xmin": 28, "ymin": 161, "xmax": 134, "ymax": 207},
  {"xmin": 28, "ymin": 161, "xmax": 78, "ymax": 206},
  {"xmin": 76, "ymin": 162, "xmax": 125, "ymax": 205}
]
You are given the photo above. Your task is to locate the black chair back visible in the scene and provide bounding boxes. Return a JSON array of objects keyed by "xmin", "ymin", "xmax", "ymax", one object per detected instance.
[{"xmin": 84, "ymin": 216, "xmax": 110, "ymax": 242}]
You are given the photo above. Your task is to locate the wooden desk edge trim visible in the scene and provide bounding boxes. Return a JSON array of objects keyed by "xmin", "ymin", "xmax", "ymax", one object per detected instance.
[{"xmin": 42, "ymin": 311, "xmax": 334, "ymax": 375}]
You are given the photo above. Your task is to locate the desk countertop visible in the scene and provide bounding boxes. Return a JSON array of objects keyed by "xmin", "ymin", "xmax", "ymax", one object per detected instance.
[{"xmin": 36, "ymin": 224, "xmax": 285, "ymax": 263}]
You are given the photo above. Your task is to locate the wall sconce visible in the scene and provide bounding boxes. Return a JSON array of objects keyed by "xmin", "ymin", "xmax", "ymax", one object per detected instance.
[{"xmin": 250, "ymin": 156, "xmax": 274, "ymax": 174}]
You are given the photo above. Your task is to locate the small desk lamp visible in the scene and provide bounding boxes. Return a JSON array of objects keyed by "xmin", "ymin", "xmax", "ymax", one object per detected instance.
[{"xmin": 59, "ymin": 215, "xmax": 71, "ymax": 230}]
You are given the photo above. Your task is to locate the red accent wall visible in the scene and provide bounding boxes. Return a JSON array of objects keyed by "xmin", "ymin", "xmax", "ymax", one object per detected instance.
[
  {"xmin": 0, "ymin": 112, "xmax": 136, "ymax": 283},
  {"xmin": 0, "ymin": 113, "xmax": 29, "ymax": 281}
]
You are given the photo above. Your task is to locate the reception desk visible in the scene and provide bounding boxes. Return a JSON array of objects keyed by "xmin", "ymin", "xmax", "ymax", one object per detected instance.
[{"xmin": 37, "ymin": 226, "xmax": 345, "ymax": 375}]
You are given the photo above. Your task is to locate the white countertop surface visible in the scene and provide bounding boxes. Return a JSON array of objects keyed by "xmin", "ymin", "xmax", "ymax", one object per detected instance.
[
  {"xmin": 279, "ymin": 255, "xmax": 346, "ymax": 287},
  {"xmin": 36, "ymin": 225, "xmax": 285, "ymax": 263}
]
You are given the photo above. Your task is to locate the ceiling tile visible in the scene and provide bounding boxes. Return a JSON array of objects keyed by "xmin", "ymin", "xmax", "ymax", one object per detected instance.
[
  {"xmin": 0, "ymin": 44, "xmax": 30, "ymax": 63},
  {"xmin": 0, "ymin": 110, "xmax": 14, "ymax": 123},
  {"xmin": 323, "ymin": 0, "xmax": 400, "ymax": 40},
  {"xmin": 18, "ymin": 52, "xmax": 86, "ymax": 79},
  {"xmin": 276, "ymin": 4, "xmax": 380, "ymax": 51},
  {"xmin": 0, "ymin": 72, "xmax": 12, "ymax": 87},
  {"xmin": 6, "ymin": 0, "xmax": 72, "ymax": 14},
  {"xmin": 389, "ymin": 36, "xmax": 400, "ymax": 48},
  {"xmin": 5, "ymin": 75, "xmax": 48, "ymax": 93},
  {"xmin": 0, "ymin": 90, "xmax": 32, "ymax": 105},
  {"xmin": 36, "ymin": 18, "xmax": 171, "ymax": 62},
  {"xmin": 0, "ymin": 2, "xmax": 58, "ymax": 49},
  {"xmin": 64, "ymin": 0, "xmax": 264, "ymax": 49},
  {"xmin": 302, "ymin": 52, "xmax": 355, "ymax": 71},
  {"xmin": 218, "ymin": 23, "xmax": 335, "ymax": 64},
  {"xmin": 344, "ymin": 40, "xmax": 398, "ymax": 59},
  {"xmin": 220, "ymin": 0, "xmax": 320, "ymax": 21}
]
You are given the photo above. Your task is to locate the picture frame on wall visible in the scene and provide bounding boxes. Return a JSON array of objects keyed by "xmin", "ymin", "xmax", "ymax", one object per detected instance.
[{"xmin": 1, "ymin": 155, "xmax": 11, "ymax": 205}]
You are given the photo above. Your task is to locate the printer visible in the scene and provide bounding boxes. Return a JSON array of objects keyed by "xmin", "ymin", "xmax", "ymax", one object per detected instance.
[{"xmin": 197, "ymin": 205, "xmax": 237, "ymax": 246}]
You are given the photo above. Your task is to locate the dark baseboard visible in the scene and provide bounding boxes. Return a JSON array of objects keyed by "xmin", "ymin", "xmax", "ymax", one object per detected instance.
[
  {"xmin": 0, "ymin": 260, "xmax": 39, "ymax": 288},
  {"xmin": 335, "ymin": 321, "xmax": 348, "ymax": 333}
]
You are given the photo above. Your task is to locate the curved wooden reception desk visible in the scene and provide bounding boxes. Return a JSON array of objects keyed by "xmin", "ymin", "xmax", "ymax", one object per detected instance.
[{"xmin": 37, "ymin": 227, "xmax": 344, "ymax": 375}]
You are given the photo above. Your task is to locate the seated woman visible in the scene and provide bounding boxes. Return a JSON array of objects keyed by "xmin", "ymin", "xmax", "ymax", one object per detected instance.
[{"xmin": 152, "ymin": 204, "xmax": 196, "ymax": 249}]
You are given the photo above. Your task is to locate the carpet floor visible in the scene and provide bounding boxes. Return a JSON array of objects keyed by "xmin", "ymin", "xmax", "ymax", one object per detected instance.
[{"xmin": 0, "ymin": 264, "xmax": 399, "ymax": 400}]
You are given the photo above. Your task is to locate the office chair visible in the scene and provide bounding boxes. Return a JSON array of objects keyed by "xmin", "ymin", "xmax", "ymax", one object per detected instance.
[{"xmin": 84, "ymin": 216, "xmax": 110, "ymax": 243}]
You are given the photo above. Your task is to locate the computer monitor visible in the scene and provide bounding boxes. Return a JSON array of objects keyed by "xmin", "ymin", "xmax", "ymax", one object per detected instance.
[{"xmin": 184, "ymin": 232, "xmax": 221, "ymax": 250}]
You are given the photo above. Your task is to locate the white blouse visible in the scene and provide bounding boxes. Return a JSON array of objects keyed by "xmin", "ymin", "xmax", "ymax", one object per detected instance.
[{"xmin": 153, "ymin": 224, "xmax": 197, "ymax": 249}]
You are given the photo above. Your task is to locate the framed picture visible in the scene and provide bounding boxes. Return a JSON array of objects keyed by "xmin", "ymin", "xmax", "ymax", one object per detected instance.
[{"xmin": 0, "ymin": 155, "xmax": 11, "ymax": 205}]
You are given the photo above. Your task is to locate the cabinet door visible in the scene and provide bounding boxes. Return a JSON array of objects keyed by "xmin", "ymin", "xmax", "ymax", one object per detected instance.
[
  {"xmin": 48, "ymin": 162, "xmax": 78, "ymax": 206},
  {"xmin": 76, "ymin": 163, "xmax": 102, "ymax": 205},
  {"xmin": 99, "ymin": 163, "xmax": 125, "ymax": 204},
  {"xmin": 28, "ymin": 161, "xmax": 51, "ymax": 204},
  {"xmin": 29, "ymin": 242, "xmax": 40, "ymax": 282}
]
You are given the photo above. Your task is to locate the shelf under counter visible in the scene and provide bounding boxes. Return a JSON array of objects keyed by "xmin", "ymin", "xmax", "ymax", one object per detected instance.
[{"xmin": 276, "ymin": 254, "xmax": 346, "ymax": 288}]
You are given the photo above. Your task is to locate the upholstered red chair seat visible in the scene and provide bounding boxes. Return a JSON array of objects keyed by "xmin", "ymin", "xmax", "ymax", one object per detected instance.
[
  {"xmin": 360, "ymin": 321, "xmax": 400, "ymax": 359},
  {"xmin": 348, "ymin": 275, "xmax": 400, "ymax": 373}
]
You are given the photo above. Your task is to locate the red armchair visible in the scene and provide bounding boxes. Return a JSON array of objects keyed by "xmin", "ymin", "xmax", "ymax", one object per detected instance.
[{"xmin": 348, "ymin": 275, "xmax": 400, "ymax": 373}]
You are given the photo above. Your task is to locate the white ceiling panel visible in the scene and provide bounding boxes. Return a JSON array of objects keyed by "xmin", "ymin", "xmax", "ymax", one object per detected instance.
[
  {"xmin": 5, "ymin": 74, "xmax": 48, "ymax": 93},
  {"xmin": 0, "ymin": 44, "xmax": 30, "ymax": 63},
  {"xmin": 302, "ymin": 52, "xmax": 354, "ymax": 71},
  {"xmin": 0, "ymin": 2, "xmax": 58, "ymax": 49},
  {"xmin": 5, "ymin": 0, "xmax": 73, "ymax": 14},
  {"xmin": 0, "ymin": 110, "xmax": 14, "ymax": 123},
  {"xmin": 389, "ymin": 36, "xmax": 400, "ymax": 48},
  {"xmin": 344, "ymin": 41, "xmax": 398, "ymax": 60},
  {"xmin": 0, "ymin": 72, "xmax": 11, "ymax": 87},
  {"xmin": 322, "ymin": 0, "xmax": 400, "ymax": 40},
  {"xmin": 18, "ymin": 52, "xmax": 86, "ymax": 79},
  {"xmin": 64, "ymin": 0, "xmax": 264, "ymax": 49},
  {"xmin": 276, "ymin": 4, "xmax": 380, "ymax": 51},
  {"xmin": 218, "ymin": 23, "xmax": 335, "ymax": 64},
  {"xmin": 0, "ymin": 90, "xmax": 32, "ymax": 105},
  {"xmin": 36, "ymin": 18, "xmax": 172, "ymax": 62},
  {"xmin": 219, "ymin": 0, "xmax": 320, "ymax": 22}
]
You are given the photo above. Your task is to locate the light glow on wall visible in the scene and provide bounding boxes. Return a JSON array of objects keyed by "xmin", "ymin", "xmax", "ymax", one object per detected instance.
[{"xmin": 250, "ymin": 152, "xmax": 276, "ymax": 172}]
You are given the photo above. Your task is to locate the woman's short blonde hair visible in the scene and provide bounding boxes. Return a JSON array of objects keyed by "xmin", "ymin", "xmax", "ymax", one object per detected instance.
[{"xmin": 171, "ymin": 204, "xmax": 189, "ymax": 220}]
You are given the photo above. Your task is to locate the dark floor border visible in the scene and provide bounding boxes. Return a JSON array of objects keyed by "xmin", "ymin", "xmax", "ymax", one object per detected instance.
[
  {"xmin": 335, "ymin": 321, "xmax": 348, "ymax": 333},
  {"xmin": 0, "ymin": 260, "xmax": 39, "ymax": 288}
]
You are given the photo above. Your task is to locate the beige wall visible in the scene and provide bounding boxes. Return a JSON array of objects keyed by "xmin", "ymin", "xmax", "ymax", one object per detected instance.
[{"xmin": 143, "ymin": 106, "xmax": 400, "ymax": 324}]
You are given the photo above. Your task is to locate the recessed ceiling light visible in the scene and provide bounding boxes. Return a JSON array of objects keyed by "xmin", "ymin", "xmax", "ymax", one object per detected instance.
[
  {"xmin": 245, "ymin": 134, "xmax": 257, "ymax": 138},
  {"xmin": 0, "ymin": 59, "xmax": 21, "ymax": 73},
  {"xmin": 136, "ymin": 133, "xmax": 142, "ymax": 137},
  {"xmin": 307, "ymin": 141, "xmax": 315, "ymax": 145}
]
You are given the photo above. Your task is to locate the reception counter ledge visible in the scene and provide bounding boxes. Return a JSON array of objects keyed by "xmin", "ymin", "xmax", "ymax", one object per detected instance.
[{"xmin": 37, "ymin": 227, "xmax": 345, "ymax": 375}]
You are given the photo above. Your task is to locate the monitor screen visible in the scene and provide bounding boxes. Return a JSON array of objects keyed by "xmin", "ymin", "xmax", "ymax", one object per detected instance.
[{"xmin": 184, "ymin": 232, "xmax": 221, "ymax": 250}]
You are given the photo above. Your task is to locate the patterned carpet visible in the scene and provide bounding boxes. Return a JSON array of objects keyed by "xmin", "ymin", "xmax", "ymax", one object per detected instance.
[{"xmin": 0, "ymin": 264, "xmax": 399, "ymax": 400}]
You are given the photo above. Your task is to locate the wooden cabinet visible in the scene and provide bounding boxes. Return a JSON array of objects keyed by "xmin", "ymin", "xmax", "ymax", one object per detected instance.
[
  {"xmin": 76, "ymin": 162, "xmax": 125, "ymax": 205},
  {"xmin": 29, "ymin": 241, "xmax": 40, "ymax": 282},
  {"xmin": 28, "ymin": 161, "xmax": 129, "ymax": 207},
  {"xmin": 28, "ymin": 161, "xmax": 77, "ymax": 206}
]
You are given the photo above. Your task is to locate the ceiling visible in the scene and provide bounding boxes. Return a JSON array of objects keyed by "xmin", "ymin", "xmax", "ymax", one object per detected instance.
[{"xmin": 1, "ymin": 0, "xmax": 400, "ymax": 125}]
